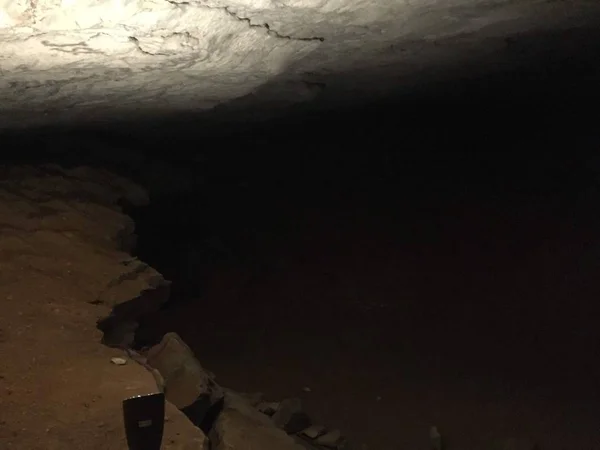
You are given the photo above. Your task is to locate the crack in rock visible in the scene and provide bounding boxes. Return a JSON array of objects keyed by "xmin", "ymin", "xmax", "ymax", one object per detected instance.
[
  {"xmin": 166, "ymin": 0, "xmax": 324, "ymax": 42},
  {"xmin": 222, "ymin": 6, "xmax": 325, "ymax": 42},
  {"xmin": 40, "ymin": 39, "xmax": 104, "ymax": 55},
  {"xmin": 128, "ymin": 36, "xmax": 163, "ymax": 56},
  {"xmin": 28, "ymin": 0, "xmax": 38, "ymax": 24}
]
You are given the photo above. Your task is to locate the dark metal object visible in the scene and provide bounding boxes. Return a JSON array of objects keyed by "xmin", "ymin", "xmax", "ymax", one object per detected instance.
[{"xmin": 123, "ymin": 392, "xmax": 165, "ymax": 450}]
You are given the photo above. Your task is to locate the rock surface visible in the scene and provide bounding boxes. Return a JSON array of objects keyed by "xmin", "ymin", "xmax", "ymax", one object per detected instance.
[
  {"xmin": 0, "ymin": 164, "xmax": 205, "ymax": 450},
  {"xmin": 0, "ymin": 162, "xmax": 352, "ymax": 450},
  {"xmin": 211, "ymin": 391, "xmax": 306, "ymax": 450},
  {"xmin": 0, "ymin": 0, "xmax": 599, "ymax": 128},
  {"xmin": 146, "ymin": 332, "xmax": 223, "ymax": 409},
  {"xmin": 272, "ymin": 397, "xmax": 303, "ymax": 429}
]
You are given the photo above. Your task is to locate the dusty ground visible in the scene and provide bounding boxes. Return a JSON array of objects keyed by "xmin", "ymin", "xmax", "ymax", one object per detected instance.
[
  {"xmin": 0, "ymin": 165, "xmax": 205, "ymax": 450},
  {"xmin": 6, "ymin": 156, "xmax": 595, "ymax": 450}
]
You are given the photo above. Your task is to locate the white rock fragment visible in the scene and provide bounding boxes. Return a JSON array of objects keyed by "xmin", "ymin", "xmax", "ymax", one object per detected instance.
[
  {"xmin": 315, "ymin": 429, "xmax": 342, "ymax": 447},
  {"xmin": 302, "ymin": 386, "xmax": 311, "ymax": 392},
  {"xmin": 110, "ymin": 357, "xmax": 128, "ymax": 365},
  {"xmin": 301, "ymin": 424, "xmax": 326, "ymax": 439}
]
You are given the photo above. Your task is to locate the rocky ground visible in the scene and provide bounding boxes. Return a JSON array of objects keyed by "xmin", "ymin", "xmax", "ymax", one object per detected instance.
[
  {"xmin": 0, "ymin": 164, "xmax": 326, "ymax": 450},
  {"xmin": 1, "ymin": 159, "xmax": 598, "ymax": 450},
  {"xmin": 0, "ymin": 164, "xmax": 208, "ymax": 449}
]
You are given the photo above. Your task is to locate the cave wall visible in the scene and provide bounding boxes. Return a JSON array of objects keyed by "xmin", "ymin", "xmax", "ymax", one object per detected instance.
[{"xmin": 1, "ymin": 0, "xmax": 599, "ymax": 128}]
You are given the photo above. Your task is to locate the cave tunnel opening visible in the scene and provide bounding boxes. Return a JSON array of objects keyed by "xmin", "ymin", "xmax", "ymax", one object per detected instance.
[
  {"xmin": 2, "ymin": 23, "xmax": 600, "ymax": 450},
  {"xmin": 123, "ymin": 147, "xmax": 600, "ymax": 450}
]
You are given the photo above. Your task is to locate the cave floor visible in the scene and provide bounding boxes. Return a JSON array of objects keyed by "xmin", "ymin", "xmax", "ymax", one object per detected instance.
[
  {"xmin": 0, "ymin": 166, "xmax": 205, "ymax": 450},
  {"xmin": 137, "ymin": 173, "xmax": 600, "ymax": 450}
]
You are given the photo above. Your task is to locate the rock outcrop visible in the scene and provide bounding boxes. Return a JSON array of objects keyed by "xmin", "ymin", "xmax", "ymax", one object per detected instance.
[
  {"xmin": 0, "ymin": 164, "xmax": 171, "ymax": 346},
  {"xmin": 137, "ymin": 332, "xmax": 350, "ymax": 450},
  {"xmin": 0, "ymin": 164, "xmax": 194, "ymax": 450},
  {"xmin": 0, "ymin": 162, "xmax": 543, "ymax": 450},
  {"xmin": 0, "ymin": 162, "xmax": 347, "ymax": 450}
]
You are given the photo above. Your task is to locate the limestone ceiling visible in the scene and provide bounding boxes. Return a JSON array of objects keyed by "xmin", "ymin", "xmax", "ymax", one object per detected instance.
[{"xmin": 0, "ymin": 0, "xmax": 599, "ymax": 129}]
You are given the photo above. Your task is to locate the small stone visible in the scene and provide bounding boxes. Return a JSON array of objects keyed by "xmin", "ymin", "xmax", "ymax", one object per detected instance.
[
  {"xmin": 315, "ymin": 429, "xmax": 343, "ymax": 447},
  {"xmin": 301, "ymin": 424, "xmax": 326, "ymax": 439},
  {"xmin": 212, "ymin": 402, "xmax": 299, "ymax": 450},
  {"xmin": 272, "ymin": 398, "xmax": 302, "ymax": 429},
  {"xmin": 257, "ymin": 401, "xmax": 279, "ymax": 416},
  {"xmin": 302, "ymin": 386, "xmax": 311, "ymax": 392},
  {"xmin": 110, "ymin": 357, "xmax": 127, "ymax": 366}
]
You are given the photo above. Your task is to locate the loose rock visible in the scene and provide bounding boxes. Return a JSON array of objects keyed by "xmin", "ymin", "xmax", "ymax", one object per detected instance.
[
  {"xmin": 315, "ymin": 429, "xmax": 344, "ymax": 448},
  {"xmin": 210, "ymin": 391, "xmax": 305, "ymax": 450},
  {"xmin": 301, "ymin": 424, "xmax": 327, "ymax": 439},
  {"xmin": 146, "ymin": 332, "xmax": 223, "ymax": 409},
  {"xmin": 110, "ymin": 357, "xmax": 127, "ymax": 365},
  {"xmin": 272, "ymin": 398, "xmax": 303, "ymax": 429},
  {"xmin": 145, "ymin": 332, "xmax": 224, "ymax": 428}
]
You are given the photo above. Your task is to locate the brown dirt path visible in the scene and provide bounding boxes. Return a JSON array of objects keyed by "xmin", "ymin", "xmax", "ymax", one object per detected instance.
[{"xmin": 0, "ymin": 165, "xmax": 204, "ymax": 450}]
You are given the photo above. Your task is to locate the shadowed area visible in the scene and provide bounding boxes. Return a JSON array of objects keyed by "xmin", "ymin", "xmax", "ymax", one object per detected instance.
[
  {"xmin": 131, "ymin": 153, "xmax": 600, "ymax": 450},
  {"xmin": 1, "ymin": 3, "xmax": 599, "ymax": 448}
]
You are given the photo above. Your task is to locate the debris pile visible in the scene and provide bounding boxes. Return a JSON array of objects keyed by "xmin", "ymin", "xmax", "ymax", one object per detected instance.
[{"xmin": 122, "ymin": 332, "xmax": 350, "ymax": 450}]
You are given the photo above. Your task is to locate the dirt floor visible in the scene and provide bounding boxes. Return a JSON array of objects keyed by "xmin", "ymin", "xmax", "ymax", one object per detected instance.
[
  {"xmin": 0, "ymin": 165, "xmax": 205, "ymax": 450},
  {"xmin": 3, "ymin": 158, "xmax": 598, "ymax": 450},
  {"xmin": 135, "ymin": 165, "xmax": 600, "ymax": 450}
]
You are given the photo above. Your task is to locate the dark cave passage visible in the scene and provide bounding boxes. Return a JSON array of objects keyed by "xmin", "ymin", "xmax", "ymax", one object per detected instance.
[{"xmin": 127, "ymin": 150, "xmax": 600, "ymax": 450}]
